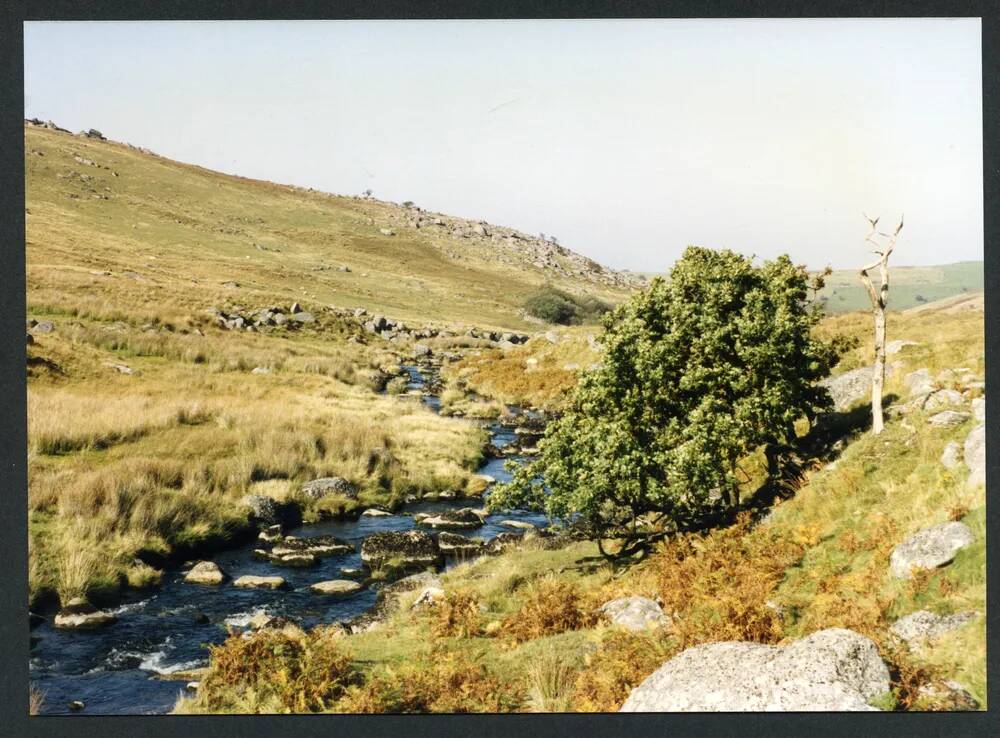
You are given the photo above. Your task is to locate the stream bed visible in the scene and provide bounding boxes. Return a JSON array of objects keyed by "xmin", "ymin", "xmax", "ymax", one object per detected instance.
[{"xmin": 29, "ymin": 364, "xmax": 546, "ymax": 715}]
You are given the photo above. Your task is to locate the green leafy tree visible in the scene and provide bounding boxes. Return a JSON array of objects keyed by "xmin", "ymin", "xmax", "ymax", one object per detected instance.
[{"xmin": 491, "ymin": 247, "xmax": 839, "ymax": 556}]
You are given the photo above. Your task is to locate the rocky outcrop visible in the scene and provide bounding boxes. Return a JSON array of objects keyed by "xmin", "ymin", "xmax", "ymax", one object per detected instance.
[
  {"xmin": 889, "ymin": 522, "xmax": 975, "ymax": 579},
  {"xmin": 184, "ymin": 561, "xmax": 227, "ymax": 585},
  {"xmin": 890, "ymin": 610, "xmax": 977, "ymax": 647},
  {"xmin": 620, "ymin": 628, "xmax": 890, "ymax": 712},
  {"xmin": 819, "ymin": 367, "xmax": 872, "ymax": 411},
  {"xmin": 360, "ymin": 530, "xmax": 440, "ymax": 568},
  {"xmin": 927, "ymin": 410, "xmax": 971, "ymax": 427},
  {"xmin": 300, "ymin": 477, "xmax": 358, "ymax": 501},
  {"xmin": 239, "ymin": 495, "xmax": 301, "ymax": 528},
  {"xmin": 940, "ymin": 441, "xmax": 963, "ymax": 470},
  {"xmin": 310, "ymin": 580, "xmax": 364, "ymax": 597},
  {"xmin": 208, "ymin": 303, "xmax": 318, "ymax": 333},
  {"xmin": 599, "ymin": 596, "xmax": 671, "ymax": 632}
]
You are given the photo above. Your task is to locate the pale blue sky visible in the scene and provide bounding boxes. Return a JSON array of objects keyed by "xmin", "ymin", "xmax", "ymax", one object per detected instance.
[{"xmin": 24, "ymin": 19, "xmax": 983, "ymax": 271}]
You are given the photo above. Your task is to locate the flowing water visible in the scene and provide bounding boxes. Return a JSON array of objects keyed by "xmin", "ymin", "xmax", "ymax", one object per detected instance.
[{"xmin": 29, "ymin": 364, "xmax": 546, "ymax": 715}]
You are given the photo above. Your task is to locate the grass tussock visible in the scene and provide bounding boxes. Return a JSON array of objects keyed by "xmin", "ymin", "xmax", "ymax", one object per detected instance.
[{"xmin": 501, "ymin": 578, "xmax": 598, "ymax": 643}]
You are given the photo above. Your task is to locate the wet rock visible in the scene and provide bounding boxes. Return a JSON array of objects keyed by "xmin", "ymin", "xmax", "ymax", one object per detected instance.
[
  {"xmin": 927, "ymin": 410, "xmax": 971, "ymax": 427},
  {"xmin": 418, "ymin": 508, "xmax": 484, "ymax": 530},
  {"xmin": 600, "ymin": 596, "xmax": 671, "ymax": 632},
  {"xmin": 54, "ymin": 599, "xmax": 117, "ymax": 630},
  {"xmin": 964, "ymin": 424, "xmax": 985, "ymax": 489},
  {"xmin": 193, "ymin": 612, "xmax": 210, "ymax": 625},
  {"xmin": 889, "ymin": 522, "xmax": 974, "ymax": 579},
  {"xmin": 268, "ymin": 552, "xmax": 317, "ymax": 568},
  {"xmin": 233, "ymin": 575, "xmax": 287, "ymax": 590},
  {"xmin": 183, "ymin": 561, "xmax": 227, "ymax": 585},
  {"xmin": 436, "ymin": 531, "xmax": 484, "ymax": 557},
  {"xmin": 498, "ymin": 519, "xmax": 536, "ymax": 531},
  {"xmin": 258, "ymin": 524, "xmax": 283, "ymax": 543},
  {"xmin": 248, "ymin": 612, "xmax": 298, "ymax": 630},
  {"xmin": 68, "ymin": 700, "xmax": 86, "ymax": 711},
  {"xmin": 889, "ymin": 610, "xmax": 977, "ymax": 646},
  {"xmin": 360, "ymin": 530, "xmax": 440, "ymax": 568},
  {"xmin": 300, "ymin": 476, "xmax": 357, "ymax": 500},
  {"xmin": 361, "ymin": 508, "xmax": 392, "ymax": 517},
  {"xmin": 620, "ymin": 628, "xmax": 889, "ymax": 712},
  {"xmin": 310, "ymin": 580, "xmax": 364, "ymax": 597}
]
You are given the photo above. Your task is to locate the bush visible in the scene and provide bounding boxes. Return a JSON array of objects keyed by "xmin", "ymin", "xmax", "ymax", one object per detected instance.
[
  {"xmin": 502, "ymin": 578, "xmax": 597, "ymax": 643},
  {"xmin": 524, "ymin": 286, "xmax": 611, "ymax": 325}
]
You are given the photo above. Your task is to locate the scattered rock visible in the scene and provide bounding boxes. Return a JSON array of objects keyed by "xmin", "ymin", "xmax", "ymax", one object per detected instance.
[
  {"xmin": 183, "ymin": 561, "xmax": 227, "ymax": 585},
  {"xmin": 310, "ymin": 580, "xmax": 364, "ymax": 597},
  {"xmin": 599, "ymin": 596, "xmax": 671, "ymax": 632},
  {"xmin": 258, "ymin": 524, "xmax": 283, "ymax": 542},
  {"xmin": 927, "ymin": 410, "xmax": 971, "ymax": 427},
  {"xmin": 889, "ymin": 610, "xmax": 977, "ymax": 646},
  {"xmin": 940, "ymin": 441, "xmax": 962, "ymax": 470},
  {"xmin": 889, "ymin": 522, "xmax": 974, "ymax": 579},
  {"xmin": 233, "ymin": 575, "xmax": 287, "ymax": 590},
  {"xmin": 964, "ymin": 424, "xmax": 985, "ymax": 489},
  {"xmin": 620, "ymin": 628, "xmax": 890, "ymax": 712},
  {"xmin": 360, "ymin": 530, "xmax": 440, "ymax": 568},
  {"xmin": 905, "ymin": 368, "xmax": 936, "ymax": 397},
  {"xmin": 290, "ymin": 311, "xmax": 315, "ymax": 324},
  {"xmin": 300, "ymin": 477, "xmax": 357, "ymax": 500}
]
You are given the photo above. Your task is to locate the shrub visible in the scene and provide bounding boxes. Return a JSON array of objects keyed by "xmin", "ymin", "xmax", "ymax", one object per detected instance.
[
  {"xmin": 523, "ymin": 286, "xmax": 611, "ymax": 325},
  {"xmin": 431, "ymin": 591, "xmax": 483, "ymax": 638},
  {"xmin": 502, "ymin": 578, "xmax": 596, "ymax": 643}
]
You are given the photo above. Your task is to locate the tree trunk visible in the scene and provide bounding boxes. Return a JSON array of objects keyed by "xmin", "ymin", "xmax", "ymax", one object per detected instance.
[{"xmin": 871, "ymin": 304, "xmax": 886, "ymax": 434}]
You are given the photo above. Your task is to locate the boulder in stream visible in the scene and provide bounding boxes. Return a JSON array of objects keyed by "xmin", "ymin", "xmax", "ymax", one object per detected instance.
[
  {"xmin": 233, "ymin": 575, "xmax": 287, "ymax": 590},
  {"xmin": 184, "ymin": 560, "xmax": 227, "ymax": 585},
  {"xmin": 360, "ymin": 530, "xmax": 440, "ymax": 568},
  {"xmin": 54, "ymin": 598, "xmax": 117, "ymax": 630}
]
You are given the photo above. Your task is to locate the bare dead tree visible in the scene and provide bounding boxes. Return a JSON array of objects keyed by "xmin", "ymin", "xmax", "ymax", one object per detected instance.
[{"xmin": 859, "ymin": 213, "xmax": 904, "ymax": 435}]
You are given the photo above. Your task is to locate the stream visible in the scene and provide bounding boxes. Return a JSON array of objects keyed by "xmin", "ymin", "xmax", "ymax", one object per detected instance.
[{"xmin": 29, "ymin": 363, "xmax": 546, "ymax": 715}]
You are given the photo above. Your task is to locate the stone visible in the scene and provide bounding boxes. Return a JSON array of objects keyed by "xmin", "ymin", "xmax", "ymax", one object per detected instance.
[
  {"xmin": 885, "ymin": 339, "xmax": 919, "ymax": 355},
  {"xmin": 300, "ymin": 477, "xmax": 357, "ymax": 500},
  {"xmin": 498, "ymin": 519, "xmax": 536, "ymax": 531},
  {"xmin": 600, "ymin": 596, "xmax": 671, "ymax": 632},
  {"xmin": 544, "ymin": 331, "xmax": 559, "ymax": 344},
  {"xmin": 889, "ymin": 522, "xmax": 975, "ymax": 579},
  {"xmin": 418, "ymin": 508, "xmax": 484, "ymax": 530},
  {"xmin": 269, "ymin": 553, "xmax": 317, "ymax": 568},
  {"xmin": 905, "ymin": 368, "xmax": 936, "ymax": 397},
  {"xmin": 68, "ymin": 700, "xmax": 85, "ymax": 711},
  {"xmin": 310, "ymin": 580, "xmax": 364, "ymax": 597},
  {"xmin": 940, "ymin": 441, "xmax": 962, "ymax": 470},
  {"xmin": 258, "ymin": 524, "xmax": 283, "ymax": 542},
  {"xmin": 916, "ymin": 680, "xmax": 979, "ymax": 710},
  {"xmin": 361, "ymin": 508, "xmax": 392, "ymax": 517},
  {"xmin": 290, "ymin": 302, "xmax": 302, "ymax": 314},
  {"xmin": 927, "ymin": 410, "xmax": 971, "ymax": 427},
  {"xmin": 360, "ymin": 530, "xmax": 440, "ymax": 568},
  {"xmin": 32, "ymin": 320, "xmax": 54, "ymax": 334},
  {"xmin": 620, "ymin": 628, "xmax": 889, "ymax": 712},
  {"xmin": 379, "ymin": 228, "xmax": 395, "ymax": 236},
  {"xmin": 411, "ymin": 586, "xmax": 446, "ymax": 608},
  {"xmin": 484, "ymin": 532, "xmax": 522, "ymax": 555},
  {"xmin": 250, "ymin": 366, "xmax": 270, "ymax": 375},
  {"xmin": 889, "ymin": 610, "xmax": 977, "ymax": 646},
  {"xmin": 290, "ymin": 311, "xmax": 315, "ymax": 323},
  {"xmin": 412, "ymin": 343, "xmax": 431, "ymax": 357},
  {"xmin": 924, "ymin": 389, "xmax": 964, "ymax": 411},
  {"xmin": 184, "ymin": 561, "xmax": 227, "ymax": 585},
  {"xmin": 233, "ymin": 575, "xmax": 287, "ymax": 590},
  {"xmin": 54, "ymin": 600, "xmax": 118, "ymax": 630},
  {"xmin": 971, "ymin": 397, "xmax": 985, "ymax": 423},
  {"xmin": 240, "ymin": 494, "xmax": 300, "ymax": 528},
  {"xmin": 964, "ymin": 424, "xmax": 985, "ymax": 488},
  {"xmin": 271, "ymin": 534, "xmax": 353, "ymax": 557},
  {"xmin": 436, "ymin": 531, "xmax": 484, "ymax": 557},
  {"xmin": 819, "ymin": 367, "xmax": 872, "ymax": 412}
]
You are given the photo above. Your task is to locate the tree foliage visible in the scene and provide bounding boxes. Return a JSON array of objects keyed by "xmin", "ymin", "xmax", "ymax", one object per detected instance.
[{"xmin": 491, "ymin": 247, "xmax": 839, "ymax": 548}]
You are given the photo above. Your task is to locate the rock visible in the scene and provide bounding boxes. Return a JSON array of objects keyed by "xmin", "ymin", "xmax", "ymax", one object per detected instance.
[
  {"xmin": 273, "ymin": 313, "xmax": 287, "ymax": 326},
  {"xmin": 379, "ymin": 228, "xmax": 395, "ymax": 236},
  {"xmin": 268, "ymin": 553, "xmax": 317, "ymax": 568},
  {"xmin": 247, "ymin": 612, "xmax": 298, "ymax": 630},
  {"xmin": 300, "ymin": 476, "xmax": 357, "ymax": 500},
  {"xmin": 889, "ymin": 610, "xmax": 977, "ymax": 646},
  {"xmin": 484, "ymin": 532, "xmax": 522, "ymax": 555},
  {"xmin": 599, "ymin": 596, "xmax": 671, "ymax": 632},
  {"xmin": 271, "ymin": 534, "xmax": 353, "ymax": 557},
  {"xmin": 32, "ymin": 320, "xmax": 54, "ymax": 334},
  {"xmin": 412, "ymin": 343, "xmax": 431, "ymax": 357},
  {"xmin": 183, "ymin": 561, "xmax": 227, "ymax": 585},
  {"xmin": 340, "ymin": 567, "xmax": 362, "ymax": 578},
  {"xmin": 258, "ymin": 524, "xmax": 283, "ymax": 542},
  {"xmin": 940, "ymin": 441, "xmax": 962, "ymax": 470},
  {"xmin": 411, "ymin": 586, "xmax": 446, "ymax": 608},
  {"xmin": 544, "ymin": 331, "xmax": 559, "ymax": 344},
  {"xmin": 885, "ymin": 339, "xmax": 919, "ymax": 355},
  {"xmin": 54, "ymin": 600, "xmax": 117, "ymax": 630},
  {"xmin": 185, "ymin": 682, "xmax": 199, "ymax": 693},
  {"xmin": 250, "ymin": 366, "xmax": 270, "ymax": 375},
  {"xmin": 310, "ymin": 580, "xmax": 364, "ymax": 597},
  {"xmin": 193, "ymin": 612, "xmax": 210, "ymax": 625},
  {"xmin": 924, "ymin": 389, "xmax": 964, "ymax": 411},
  {"xmin": 964, "ymin": 424, "xmax": 985, "ymax": 488},
  {"xmin": 360, "ymin": 530, "xmax": 440, "ymax": 568},
  {"xmin": 105, "ymin": 363, "xmax": 134, "ymax": 375},
  {"xmin": 436, "ymin": 531, "xmax": 484, "ymax": 557},
  {"xmin": 905, "ymin": 368, "xmax": 936, "ymax": 397},
  {"xmin": 971, "ymin": 397, "xmax": 985, "ymax": 422},
  {"xmin": 418, "ymin": 508, "xmax": 484, "ymax": 530},
  {"xmin": 498, "ymin": 519, "xmax": 536, "ymax": 531},
  {"xmin": 620, "ymin": 628, "xmax": 890, "ymax": 712},
  {"xmin": 819, "ymin": 367, "xmax": 872, "ymax": 411},
  {"xmin": 233, "ymin": 575, "xmax": 287, "ymax": 590},
  {"xmin": 927, "ymin": 410, "xmax": 971, "ymax": 427},
  {"xmin": 916, "ymin": 680, "xmax": 980, "ymax": 710},
  {"xmin": 889, "ymin": 522, "xmax": 975, "ymax": 579},
  {"xmin": 361, "ymin": 508, "xmax": 392, "ymax": 517},
  {"xmin": 222, "ymin": 280, "xmax": 239, "ymax": 289},
  {"xmin": 290, "ymin": 311, "xmax": 315, "ymax": 323},
  {"xmin": 84, "ymin": 128, "xmax": 105, "ymax": 140},
  {"xmin": 240, "ymin": 495, "xmax": 300, "ymax": 528},
  {"xmin": 68, "ymin": 700, "xmax": 86, "ymax": 711},
  {"xmin": 290, "ymin": 302, "xmax": 302, "ymax": 314}
]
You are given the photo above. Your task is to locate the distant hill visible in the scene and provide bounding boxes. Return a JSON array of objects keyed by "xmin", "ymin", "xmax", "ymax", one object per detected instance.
[
  {"xmin": 816, "ymin": 261, "xmax": 983, "ymax": 314},
  {"xmin": 24, "ymin": 122, "xmax": 640, "ymax": 331}
]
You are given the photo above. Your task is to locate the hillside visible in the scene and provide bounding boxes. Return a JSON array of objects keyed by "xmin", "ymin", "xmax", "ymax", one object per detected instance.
[
  {"xmin": 816, "ymin": 262, "xmax": 983, "ymax": 314},
  {"xmin": 24, "ymin": 121, "xmax": 639, "ymax": 334}
]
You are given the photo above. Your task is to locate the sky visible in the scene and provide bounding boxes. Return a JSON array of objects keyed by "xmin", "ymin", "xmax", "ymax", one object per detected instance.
[{"xmin": 24, "ymin": 19, "xmax": 983, "ymax": 272}]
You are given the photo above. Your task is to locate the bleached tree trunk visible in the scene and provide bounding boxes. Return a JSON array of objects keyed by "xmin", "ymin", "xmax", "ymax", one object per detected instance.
[{"xmin": 859, "ymin": 215, "xmax": 903, "ymax": 435}]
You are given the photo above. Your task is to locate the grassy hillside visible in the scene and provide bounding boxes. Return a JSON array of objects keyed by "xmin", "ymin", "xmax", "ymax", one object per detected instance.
[
  {"xmin": 816, "ymin": 262, "xmax": 983, "ymax": 314},
  {"xmin": 25, "ymin": 125, "xmax": 634, "ymax": 333},
  {"xmin": 180, "ymin": 297, "xmax": 984, "ymax": 713}
]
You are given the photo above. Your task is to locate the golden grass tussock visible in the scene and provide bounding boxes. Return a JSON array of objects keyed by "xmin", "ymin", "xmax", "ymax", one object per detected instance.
[{"xmin": 501, "ymin": 577, "xmax": 599, "ymax": 643}]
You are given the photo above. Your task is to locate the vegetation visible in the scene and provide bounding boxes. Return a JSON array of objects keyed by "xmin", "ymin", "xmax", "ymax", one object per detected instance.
[
  {"xmin": 491, "ymin": 247, "xmax": 841, "ymax": 553},
  {"xmin": 523, "ymin": 285, "xmax": 612, "ymax": 325}
]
